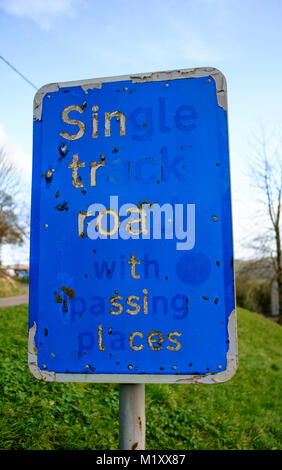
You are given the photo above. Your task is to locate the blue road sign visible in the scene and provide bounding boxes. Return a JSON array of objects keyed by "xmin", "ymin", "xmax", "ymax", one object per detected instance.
[{"xmin": 28, "ymin": 68, "xmax": 237, "ymax": 383}]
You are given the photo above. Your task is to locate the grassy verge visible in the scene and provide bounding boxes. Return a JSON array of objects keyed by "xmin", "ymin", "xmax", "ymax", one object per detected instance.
[
  {"xmin": 0, "ymin": 275, "xmax": 24, "ymax": 298},
  {"xmin": 0, "ymin": 305, "xmax": 281, "ymax": 450}
]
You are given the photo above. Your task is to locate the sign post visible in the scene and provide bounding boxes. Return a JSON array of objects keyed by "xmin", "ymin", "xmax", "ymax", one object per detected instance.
[
  {"xmin": 119, "ymin": 384, "xmax": 145, "ymax": 450},
  {"xmin": 28, "ymin": 67, "xmax": 237, "ymax": 450}
]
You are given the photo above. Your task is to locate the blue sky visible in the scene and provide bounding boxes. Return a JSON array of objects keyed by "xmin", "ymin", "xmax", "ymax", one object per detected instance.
[{"xmin": 0, "ymin": 0, "xmax": 281, "ymax": 264}]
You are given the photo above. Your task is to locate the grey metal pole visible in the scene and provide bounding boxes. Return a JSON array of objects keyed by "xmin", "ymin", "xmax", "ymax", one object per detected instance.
[{"xmin": 119, "ymin": 384, "xmax": 146, "ymax": 450}]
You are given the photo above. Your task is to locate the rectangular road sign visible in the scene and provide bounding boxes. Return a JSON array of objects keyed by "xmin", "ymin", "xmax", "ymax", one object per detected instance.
[{"xmin": 28, "ymin": 67, "xmax": 238, "ymax": 384}]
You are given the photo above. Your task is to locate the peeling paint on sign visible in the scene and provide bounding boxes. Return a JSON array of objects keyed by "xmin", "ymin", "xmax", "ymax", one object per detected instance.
[{"xmin": 33, "ymin": 67, "xmax": 227, "ymax": 122}]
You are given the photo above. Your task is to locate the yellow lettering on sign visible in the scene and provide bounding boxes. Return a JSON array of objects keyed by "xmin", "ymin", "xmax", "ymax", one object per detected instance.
[
  {"xmin": 167, "ymin": 331, "xmax": 182, "ymax": 351},
  {"xmin": 109, "ymin": 295, "xmax": 123, "ymax": 315},
  {"xmin": 105, "ymin": 111, "xmax": 126, "ymax": 137},
  {"xmin": 98, "ymin": 324, "xmax": 106, "ymax": 351},
  {"xmin": 125, "ymin": 207, "xmax": 148, "ymax": 236},
  {"xmin": 68, "ymin": 154, "xmax": 85, "ymax": 188},
  {"xmin": 96, "ymin": 209, "xmax": 120, "ymax": 237},
  {"xmin": 147, "ymin": 331, "xmax": 165, "ymax": 351},
  {"xmin": 78, "ymin": 210, "xmax": 93, "ymax": 237},
  {"xmin": 128, "ymin": 254, "xmax": 141, "ymax": 279},
  {"xmin": 126, "ymin": 295, "xmax": 141, "ymax": 315},
  {"xmin": 60, "ymin": 105, "xmax": 86, "ymax": 140},
  {"xmin": 90, "ymin": 155, "xmax": 105, "ymax": 187},
  {"xmin": 129, "ymin": 331, "xmax": 144, "ymax": 351}
]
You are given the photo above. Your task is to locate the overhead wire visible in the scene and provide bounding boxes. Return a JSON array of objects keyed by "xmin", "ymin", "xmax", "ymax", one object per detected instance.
[{"xmin": 0, "ymin": 55, "xmax": 38, "ymax": 90}]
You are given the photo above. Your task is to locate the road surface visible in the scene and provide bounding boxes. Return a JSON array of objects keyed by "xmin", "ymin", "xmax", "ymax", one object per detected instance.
[{"xmin": 0, "ymin": 284, "xmax": 29, "ymax": 308}]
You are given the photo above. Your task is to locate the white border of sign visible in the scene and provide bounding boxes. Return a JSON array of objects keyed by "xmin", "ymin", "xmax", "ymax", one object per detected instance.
[{"xmin": 29, "ymin": 67, "xmax": 238, "ymax": 384}]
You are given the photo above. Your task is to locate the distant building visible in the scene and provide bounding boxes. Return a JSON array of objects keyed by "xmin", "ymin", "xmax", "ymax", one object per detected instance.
[
  {"xmin": 235, "ymin": 258, "xmax": 279, "ymax": 317},
  {"xmin": 5, "ymin": 265, "xmax": 29, "ymax": 279}
]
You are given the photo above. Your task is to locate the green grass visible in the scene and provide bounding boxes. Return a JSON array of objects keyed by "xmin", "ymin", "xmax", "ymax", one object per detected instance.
[{"xmin": 0, "ymin": 305, "xmax": 281, "ymax": 450}]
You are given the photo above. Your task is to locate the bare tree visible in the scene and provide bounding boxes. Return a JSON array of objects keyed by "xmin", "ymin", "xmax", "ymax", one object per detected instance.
[
  {"xmin": 248, "ymin": 130, "xmax": 282, "ymax": 324},
  {"xmin": 0, "ymin": 148, "xmax": 25, "ymax": 264}
]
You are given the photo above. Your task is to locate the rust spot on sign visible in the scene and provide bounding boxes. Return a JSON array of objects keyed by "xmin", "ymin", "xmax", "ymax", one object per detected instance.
[
  {"xmin": 55, "ymin": 293, "xmax": 62, "ymax": 304},
  {"xmin": 137, "ymin": 199, "xmax": 149, "ymax": 209},
  {"xmin": 60, "ymin": 286, "xmax": 75, "ymax": 300},
  {"xmin": 45, "ymin": 169, "xmax": 55, "ymax": 184},
  {"xmin": 138, "ymin": 416, "xmax": 142, "ymax": 432},
  {"xmin": 55, "ymin": 201, "xmax": 69, "ymax": 211}
]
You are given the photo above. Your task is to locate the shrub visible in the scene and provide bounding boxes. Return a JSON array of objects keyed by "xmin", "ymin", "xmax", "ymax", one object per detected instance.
[{"xmin": 236, "ymin": 277, "xmax": 271, "ymax": 315}]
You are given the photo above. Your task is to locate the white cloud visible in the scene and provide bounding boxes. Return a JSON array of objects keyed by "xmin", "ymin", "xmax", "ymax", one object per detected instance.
[{"xmin": 0, "ymin": 0, "xmax": 82, "ymax": 30}]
